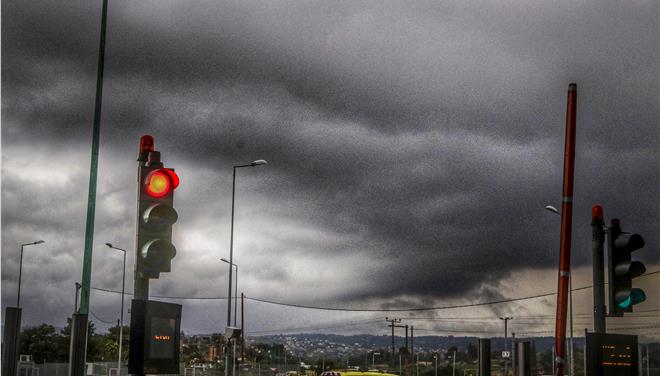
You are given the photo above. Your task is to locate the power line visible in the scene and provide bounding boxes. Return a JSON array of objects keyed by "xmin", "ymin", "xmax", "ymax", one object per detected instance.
[
  {"xmin": 90, "ymin": 310, "xmax": 117, "ymax": 324},
  {"xmin": 89, "ymin": 269, "xmax": 659, "ymax": 311}
]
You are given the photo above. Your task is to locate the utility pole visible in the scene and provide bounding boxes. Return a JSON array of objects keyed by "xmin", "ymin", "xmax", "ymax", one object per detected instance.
[
  {"xmin": 591, "ymin": 205, "xmax": 606, "ymax": 333},
  {"xmin": 500, "ymin": 317, "xmax": 512, "ymax": 375},
  {"xmin": 405, "ymin": 324, "xmax": 409, "ymax": 376},
  {"xmin": 385, "ymin": 317, "xmax": 402, "ymax": 369},
  {"xmin": 410, "ymin": 326, "xmax": 414, "ymax": 376}
]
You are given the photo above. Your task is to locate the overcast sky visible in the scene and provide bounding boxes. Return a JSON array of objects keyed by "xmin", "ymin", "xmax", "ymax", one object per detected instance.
[{"xmin": 2, "ymin": 0, "xmax": 659, "ymax": 341}]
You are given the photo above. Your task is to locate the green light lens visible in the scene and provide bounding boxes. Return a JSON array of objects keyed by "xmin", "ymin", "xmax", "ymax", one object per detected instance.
[{"xmin": 618, "ymin": 296, "xmax": 632, "ymax": 309}]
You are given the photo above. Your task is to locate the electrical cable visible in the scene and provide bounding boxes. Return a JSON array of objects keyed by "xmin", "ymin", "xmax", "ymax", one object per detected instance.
[
  {"xmin": 90, "ymin": 269, "xmax": 659, "ymax": 312},
  {"xmin": 90, "ymin": 310, "xmax": 117, "ymax": 324}
]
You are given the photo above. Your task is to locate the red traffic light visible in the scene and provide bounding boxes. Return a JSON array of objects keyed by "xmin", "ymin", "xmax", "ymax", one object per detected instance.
[{"xmin": 145, "ymin": 169, "xmax": 179, "ymax": 198}]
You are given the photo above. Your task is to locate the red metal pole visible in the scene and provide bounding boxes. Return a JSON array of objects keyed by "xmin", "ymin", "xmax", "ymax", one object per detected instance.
[{"xmin": 554, "ymin": 83, "xmax": 577, "ymax": 376}]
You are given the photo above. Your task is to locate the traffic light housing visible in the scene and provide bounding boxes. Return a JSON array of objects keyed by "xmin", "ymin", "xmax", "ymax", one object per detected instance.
[
  {"xmin": 607, "ymin": 219, "xmax": 646, "ymax": 316},
  {"xmin": 137, "ymin": 136, "xmax": 179, "ymax": 279}
]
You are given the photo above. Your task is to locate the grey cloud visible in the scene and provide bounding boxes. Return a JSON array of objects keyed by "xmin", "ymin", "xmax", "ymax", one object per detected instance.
[{"xmin": 2, "ymin": 0, "xmax": 658, "ymax": 334}]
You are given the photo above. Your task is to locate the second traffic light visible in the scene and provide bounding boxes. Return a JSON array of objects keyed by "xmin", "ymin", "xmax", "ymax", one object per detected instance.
[
  {"xmin": 607, "ymin": 218, "xmax": 646, "ymax": 316},
  {"xmin": 137, "ymin": 135, "xmax": 180, "ymax": 279}
]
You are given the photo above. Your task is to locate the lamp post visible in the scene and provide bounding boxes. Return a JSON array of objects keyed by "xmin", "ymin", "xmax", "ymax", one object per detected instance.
[
  {"xmin": 17, "ymin": 240, "xmax": 45, "ymax": 309},
  {"xmin": 225, "ymin": 159, "xmax": 267, "ymax": 376},
  {"xmin": 12, "ymin": 240, "xmax": 45, "ymax": 376},
  {"xmin": 221, "ymin": 258, "xmax": 239, "ymax": 376},
  {"xmin": 105, "ymin": 243, "xmax": 127, "ymax": 373},
  {"xmin": 5, "ymin": 240, "xmax": 45, "ymax": 376},
  {"xmin": 545, "ymin": 205, "xmax": 574, "ymax": 376},
  {"xmin": 221, "ymin": 258, "xmax": 238, "ymax": 326},
  {"xmin": 433, "ymin": 353, "xmax": 437, "ymax": 376}
]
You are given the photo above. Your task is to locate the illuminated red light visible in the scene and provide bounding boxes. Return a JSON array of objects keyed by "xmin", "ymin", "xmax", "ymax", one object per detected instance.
[
  {"xmin": 165, "ymin": 169, "xmax": 179, "ymax": 189},
  {"xmin": 145, "ymin": 170, "xmax": 172, "ymax": 198}
]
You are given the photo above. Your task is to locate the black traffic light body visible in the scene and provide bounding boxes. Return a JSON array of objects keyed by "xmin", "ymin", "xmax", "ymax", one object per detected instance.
[
  {"xmin": 136, "ymin": 150, "xmax": 179, "ymax": 279},
  {"xmin": 607, "ymin": 219, "xmax": 646, "ymax": 316}
]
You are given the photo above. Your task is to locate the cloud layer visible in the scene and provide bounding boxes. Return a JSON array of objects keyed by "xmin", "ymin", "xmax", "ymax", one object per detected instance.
[{"xmin": 2, "ymin": 0, "xmax": 658, "ymax": 337}]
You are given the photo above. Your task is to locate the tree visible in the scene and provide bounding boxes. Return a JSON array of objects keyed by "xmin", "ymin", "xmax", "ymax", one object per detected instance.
[{"xmin": 19, "ymin": 324, "xmax": 62, "ymax": 363}]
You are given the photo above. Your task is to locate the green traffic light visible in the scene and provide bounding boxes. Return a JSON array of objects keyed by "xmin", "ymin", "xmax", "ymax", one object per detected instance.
[
  {"xmin": 617, "ymin": 288, "xmax": 646, "ymax": 309},
  {"xmin": 617, "ymin": 296, "xmax": 632, "ymax": 309}
]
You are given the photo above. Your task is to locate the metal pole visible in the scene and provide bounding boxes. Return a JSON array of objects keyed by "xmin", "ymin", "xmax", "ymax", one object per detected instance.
[
  {"xmin": 583, "ymin": 329, "xmax": 587, "ymax": 376},
  {"xmin": 79, "ymin": 0, "xmax": 109, "ymax": 316},
  {"xmin": 512, "ymin": 333, "xmax": 516, "ymax": 376},
  {"xmin": 392, "ymin": 324, "xmax": 395, "ymax": 368},
  {"xmin": 118, "ymin": 249, "xmax": 126, "ymax": 372},
  {"xmin": 234, "ymin": 265, "xmax": 238, "ymax": 327},
  {"xmin": 452, "ymin": 351, "xmax": 456, "ymax": 376},
  {"xmin": 569, "ymin": 275, "xmax": 574, "ymax": 376},
  {"xmin": 591, "ymin": 205, "xmax": 606, "ymax": 333},
  {"xmin": 552, "ymin": 347, "xmax": 555, "ymax": 374},
  {"xmin": 71, "ymin": 2, "xmax": 108, "ymax": 373},
  {"xmin": 500, "ymin": 317, "xmax": 512, "ymax": 375},
  {"xmin": 405, "ymin": 325, "xmax": 409, "ymax": 354},
  {"xmin": 228, "ymin": 166, "xmax": 237, "ymax": 328},
  {"xmin": 17, "ymin": 244, "xmax": 25, "ymax": 308},
  {"xmin": 434, "ymin": 354, "xmax": 437, "ymax": 376},
  {"xmin": 554, "ymin": 82, "xmax": 577, "ymax": 376},
  {"xmin": 226, "ymin": 167, "xmax": 237, "ymax": 376},
  {"xmin": 410, "ymin": 326, "xmax": 414, "ymax": 376},
  {"xmin": 231, "ymin": 338, "xmax": 236, "ymax": 375},
  {"xmin": 75, "ymin": 283, "xmax": 81, "ymax": 312},
  {"xmin": 241, "ymin": 293, "xmax": 245, "ymax": 368}
]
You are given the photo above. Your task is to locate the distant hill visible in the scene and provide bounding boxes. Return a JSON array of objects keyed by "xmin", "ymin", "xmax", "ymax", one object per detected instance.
[{"xmin": 251, "ymin": 333, "xmax": 566, "ymax": 352}]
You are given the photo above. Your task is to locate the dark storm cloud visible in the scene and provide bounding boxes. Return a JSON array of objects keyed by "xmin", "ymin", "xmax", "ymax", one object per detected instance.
[{"xmin": 2, "ymin": 0, "xmax": 658, "ymax": 333}]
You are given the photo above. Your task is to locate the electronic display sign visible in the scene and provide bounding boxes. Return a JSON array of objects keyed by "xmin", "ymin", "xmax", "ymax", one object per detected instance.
[
  {"xmin": 129, "ymin": 300, "xmax": 182, "ymax": 374},
  {"xmin": 586, "ymin": 333, "xmax": 638, "ymax": 376}
]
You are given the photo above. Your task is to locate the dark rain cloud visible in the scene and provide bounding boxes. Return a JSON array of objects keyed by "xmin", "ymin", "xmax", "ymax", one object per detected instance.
[{"xmin": 2, "ymin": 0, "xmax": 658, "ymax": 333}]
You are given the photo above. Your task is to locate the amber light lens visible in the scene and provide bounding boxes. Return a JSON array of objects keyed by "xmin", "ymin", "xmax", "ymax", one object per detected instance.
[{"xmin": 145, "ymin": 170, "xmax": 172, "ymax": 198}]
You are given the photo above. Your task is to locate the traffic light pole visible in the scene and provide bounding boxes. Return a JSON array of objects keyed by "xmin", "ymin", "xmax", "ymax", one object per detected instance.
[
  {"xmin": 134, "ymin": 147, "xmax": 150, "ymax": 301},
  {"xmin": 70, "ymin": 0, "xmax": 109, "ymax": 375},
  {"xmin": 591, "ymin": 205, "xmax": 606, "ymax": 333}
]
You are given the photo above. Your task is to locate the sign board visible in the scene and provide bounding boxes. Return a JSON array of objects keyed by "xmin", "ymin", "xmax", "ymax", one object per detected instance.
[
  {"xmin": 129, "ymin": 299, "xmax": 182, "ymax": 374},
  {"xmin": 501, "ymin": 351, "xmax": 511, "ymax": 359},
  {"xmin": 586, "ymin": 333, "xmax": 638, "ymax": 376}
]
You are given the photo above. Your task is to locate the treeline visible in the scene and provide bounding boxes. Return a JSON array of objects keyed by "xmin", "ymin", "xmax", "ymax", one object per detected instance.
[{"xmin": 18, "ymin": 320, "xmax": 129, "ymax": 364}]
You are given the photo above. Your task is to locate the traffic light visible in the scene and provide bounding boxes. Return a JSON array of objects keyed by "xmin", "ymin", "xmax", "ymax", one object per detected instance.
[
  {"xmin": 137, "ymin": 135, "xmax": 180, "ymax": 279},
  {"xmin": 607, "ymin": 218, "xmax": 646, "ymax": 316}
]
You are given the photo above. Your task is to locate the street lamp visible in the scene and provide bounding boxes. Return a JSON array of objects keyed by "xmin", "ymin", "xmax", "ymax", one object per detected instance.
[
  {"xmin": 433, "ymin": 353, "xmax": 438, "ymax": 376},
  {"xmin": 545, "ymin": 205, "xmax": 574, "ymax": 376},
  {"xmin": 227, "ymin": 159, "xmax": 266, "ymax": 327},
  {"xmin": 225, "ymin": 159, "xmax": 267, "ymax": 376},
  {"xmin": 221, "ymin": 258, "xmax": 239, "ymax": 326},
  {"xmin": 10, "ymin": 240, "xmax": 45, "ymax": 376},
  {"xmin": 17, "ymin": 240, "xmax": 45, "ymax": 309},
  {"xmin": 105, "ymin": 243, "xmax": 127, "ymax": 373}
]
